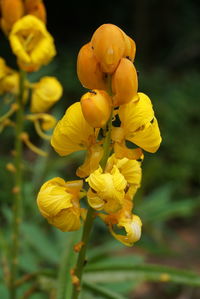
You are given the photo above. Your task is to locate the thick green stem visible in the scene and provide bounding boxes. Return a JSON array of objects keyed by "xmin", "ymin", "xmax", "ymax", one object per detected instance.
[{"xmin": 10, "ymin": 70, "xmax": 26, "ymax": 299}]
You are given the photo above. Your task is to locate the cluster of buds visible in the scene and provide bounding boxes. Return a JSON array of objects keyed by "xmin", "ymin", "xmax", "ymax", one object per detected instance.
[
  {"xmin": 37, "ymin": 24, "xmax": 162, "ymax": 246},
  {"xmin": 0, "ymin": 0, "xmax": 46, "ymax": 35},
  {"xmin": 0, "ymin": 2, "xmax": 63, "ymax": 154}
]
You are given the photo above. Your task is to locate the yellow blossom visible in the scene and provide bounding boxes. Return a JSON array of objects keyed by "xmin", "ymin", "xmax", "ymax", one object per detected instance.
[
  {"xmin": 80, "ymin": 89, "xmax": 112, "ymax": 128},
  {"xmin": 86, "ymin": 166, "xmax": 127, "ymax": 213},
  {"xmin": 31, "ymin": 76, "xmax": 63, "ymax": 113},
  {"xmin": 37, "ymin": 177, "xmax": 83, "ymax": 231},
  {"xmin": 9, "ymin": 15, "xmax": 56, "ymax": 72},
  {"xmin": 0, "ymin": 72, "xmax": 19, "ymax": 95},
  {"xmin": 105, "ymin": 154, "xmax": 142, "ymax": 198},
  {"xmin": 102, "ymin": 197, "xmax": 142, "ymax": 246},
  {"xmin": 112, "ymin": 93, "xmax": 162, "ymax": 153}
]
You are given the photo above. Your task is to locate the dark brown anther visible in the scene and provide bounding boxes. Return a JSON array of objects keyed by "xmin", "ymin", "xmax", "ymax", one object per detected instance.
[
  {"xmin": 124, "ymin": 184, "xmax": 130, "ymax": 193},
  {"xmin": 91, "ymin": 188, "xmax": 97, "ymax": 194},
  {"xmin": 89, "ymin": 90, "xmax": 97, "ymax": 95}
]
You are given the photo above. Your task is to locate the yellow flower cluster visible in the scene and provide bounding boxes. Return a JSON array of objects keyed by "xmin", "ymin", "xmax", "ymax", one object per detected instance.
[
  {"xmin": 37, "ymin": 24, "xmax": 162, "ymax": 246},
  {"xmin": 0, "ymin": 5, "xmax": 62, "ymax": 152}
]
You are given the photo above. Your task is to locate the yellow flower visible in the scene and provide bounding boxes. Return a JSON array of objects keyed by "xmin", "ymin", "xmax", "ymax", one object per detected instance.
[
  {"xmin": 31, "ymin": 76, "xmax": 63, "ymax": 113},
  {"xmin": 1, "ymin": 0, "xmax": 24, "ymax": 35},
  {"xmin": 112, "ymin": 93, "xmax": 162, "ymax": 154},
  {"xmin": 51, "ymin": 102, "xmax": 98, "ymax": 156},
  {"xmin": 80, "ymin": 89, "xmax": 112, "ymax": 128},
  {"xmin": 37, "ymin": 177, "xmax": 83, "ymax": 231},
  {"xmin": 102, "ymin": 197, "xmax": 142, "ymax": 246},
  {"xmin": 0, "ymin": 72, "xmax": 19, "ymax": 95},
  {"xmin": 105, "ymin": 154, "xmax": 142, "ymax": 198},
  {"xmin": 9, "ymin": 15, "xmax": 56, "ymax": 71},
  {"xmin": 86, "ymin": 166, "xmax": 127, "ymax": 213}
]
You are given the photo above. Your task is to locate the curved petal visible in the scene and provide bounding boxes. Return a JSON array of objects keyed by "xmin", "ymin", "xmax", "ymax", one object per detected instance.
[{"xmin": 51, "ymin": 102, "xmax": 96, "ymax": 156}]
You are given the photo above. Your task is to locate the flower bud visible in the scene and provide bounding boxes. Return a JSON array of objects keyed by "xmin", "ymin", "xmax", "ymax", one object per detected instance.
[
  {"xmin": 112, "ymin": 58, "xmax": 138, "ymax": 106},
  {"xmin": 80, "ymin": 90, "xmax": 111, "ymax": 128},
  {"xmin": 77, "ymin": 43, "xmax": 107, "ymax": 90},
  {"xmin": 123, "ymin": 35, "xmax": 136, "ymax": 62},
  {"xmin": 91, "ymin": 24, "xmax": 126, "ymax": 74},
  {"xmin": 24, "ymin": 0, "xmax": 46, "ymax": 23},
  {"xmin": 1, "ymin": 0, "xmax": 24, "ymax": 35},
  {"xmin": 31, "ymin": 76, "xmax": 63, "ymax": 113}
]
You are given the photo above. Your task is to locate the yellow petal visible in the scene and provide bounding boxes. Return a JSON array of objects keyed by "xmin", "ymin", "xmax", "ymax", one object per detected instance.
[
  {"xmin": 118, "ymin": 92, "xmax": 154, "ymax": 134},
  {"xmin": 76, "ymin": 144, "xmax": 103, "ymax": 178},
  {"xmin": 128, "ymin": 118, "xmax": 162, "ymax": 153},
  {"xmin": 113, "ymin": 141, "xmax": 143, "ymax": 160},
  {"xmin": 37, "ymin": 177, "xmax": 73, "ymax": 218},
  {"xmin": 118, "ymin": 92, "xmax": 162, "ymax": 153},
  {"xmin": 86, "ymin": 166, "xmax": 126, "ymax": 213},
  {"xmin": 37, "ymin": 177, "xmax": 83, "ymax": 232},
  {"xmin": 51, "ymin": 102, "xmax": 95, "ymax": 156},
  {"xmin": 109, "ymin": 214, "xmax": 142, "ymax": 247},
  {"xmin": 31, "ymin": 76, "xmax": 63, "ymax": 113},
  {"xmin": 106, "ymin": 154, "xmax": 142, "ymax": 187}
]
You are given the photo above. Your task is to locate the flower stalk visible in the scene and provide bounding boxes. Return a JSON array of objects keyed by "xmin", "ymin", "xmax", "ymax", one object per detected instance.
[
  {"xmin": 10, "ymin": 69, "xmax": 26, "ymax": 299},
  {"xmin": 71, "ymin": 98, "xmax": 113, "ymax": 299}
]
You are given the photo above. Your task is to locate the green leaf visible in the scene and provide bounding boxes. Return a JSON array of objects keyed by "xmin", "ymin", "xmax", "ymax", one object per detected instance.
[
  {"xmin": 84, "ymin": 281, "xmax": 126, "ymax": 299},
  {"xmin": 84, "ymin": 263, "xmax": 200, "ymax": 287}
]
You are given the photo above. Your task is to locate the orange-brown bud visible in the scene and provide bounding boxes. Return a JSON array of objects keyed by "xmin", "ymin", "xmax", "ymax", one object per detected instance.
[
  {"xmin": 81, "ymin": 90, "xmax": 111, "ymax": 128},
  {"xmin": 91, "ymin": 24, "xmax": 126, "ymax": 74},
  {"xmin": 123, "ymin": 35, "xmax": 136, "ymax": 62},
  {"xmin": 1, "ymin": 0, "xmax": 24, "ymax": 35},
  {"xmin": 24, "ymin": 0, "xmax": 46, "ymax": 23},
  {"xmin": 112, "ymin": 58, "xmax": 138, "ymax": 106},
  {"xmin": 77, "ymin": 43, "xmax": 107, "ymax": 90}
]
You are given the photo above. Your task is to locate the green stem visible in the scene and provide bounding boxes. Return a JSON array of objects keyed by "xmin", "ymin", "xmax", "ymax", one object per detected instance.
[
  {"xmin": 71, "ymin": 207, "xmax": 95, "ymax": 299},
  {"xmin": 56, "ymin": 230, "xmax": 81, "ymax": 299},
  {"xmin": 10, "ymin": 70, "xmax": 26, "ymax": 299}
]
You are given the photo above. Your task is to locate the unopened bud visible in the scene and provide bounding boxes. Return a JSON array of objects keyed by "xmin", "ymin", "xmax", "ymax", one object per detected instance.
[
  {"xmin": 6, "ymin": 163, "xmax": 16, "ymax": 173},
  {"xmin": 91, "ymin": 24, "xmax": 126, "ymax": 74},
  {"xmin": 24, "ymin": 0, "xmax": 46, "ymax": 23},
  {"xmin": 77, "ymin": 43, "xmax": 107, "ymax": 90},
  {"xmin": 81, "ymin": 90, "xmax": 111, "ymax": 128},
  {"xmin": 112, "ymin": 58, "xmax": 138, "ymax": 106},
  {"xmin": 1, "ymin": 0, "xmax": 24, "ymax": 35},
  {"xmin": 123, "ymin": 35, "xmax": 136, "ymax": 62}
]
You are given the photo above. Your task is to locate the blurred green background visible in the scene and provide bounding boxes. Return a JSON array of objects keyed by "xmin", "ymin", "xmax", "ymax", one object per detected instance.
[{"xmin": 0, "ymin": 0, "xmax": 200, "ymax": 298}]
